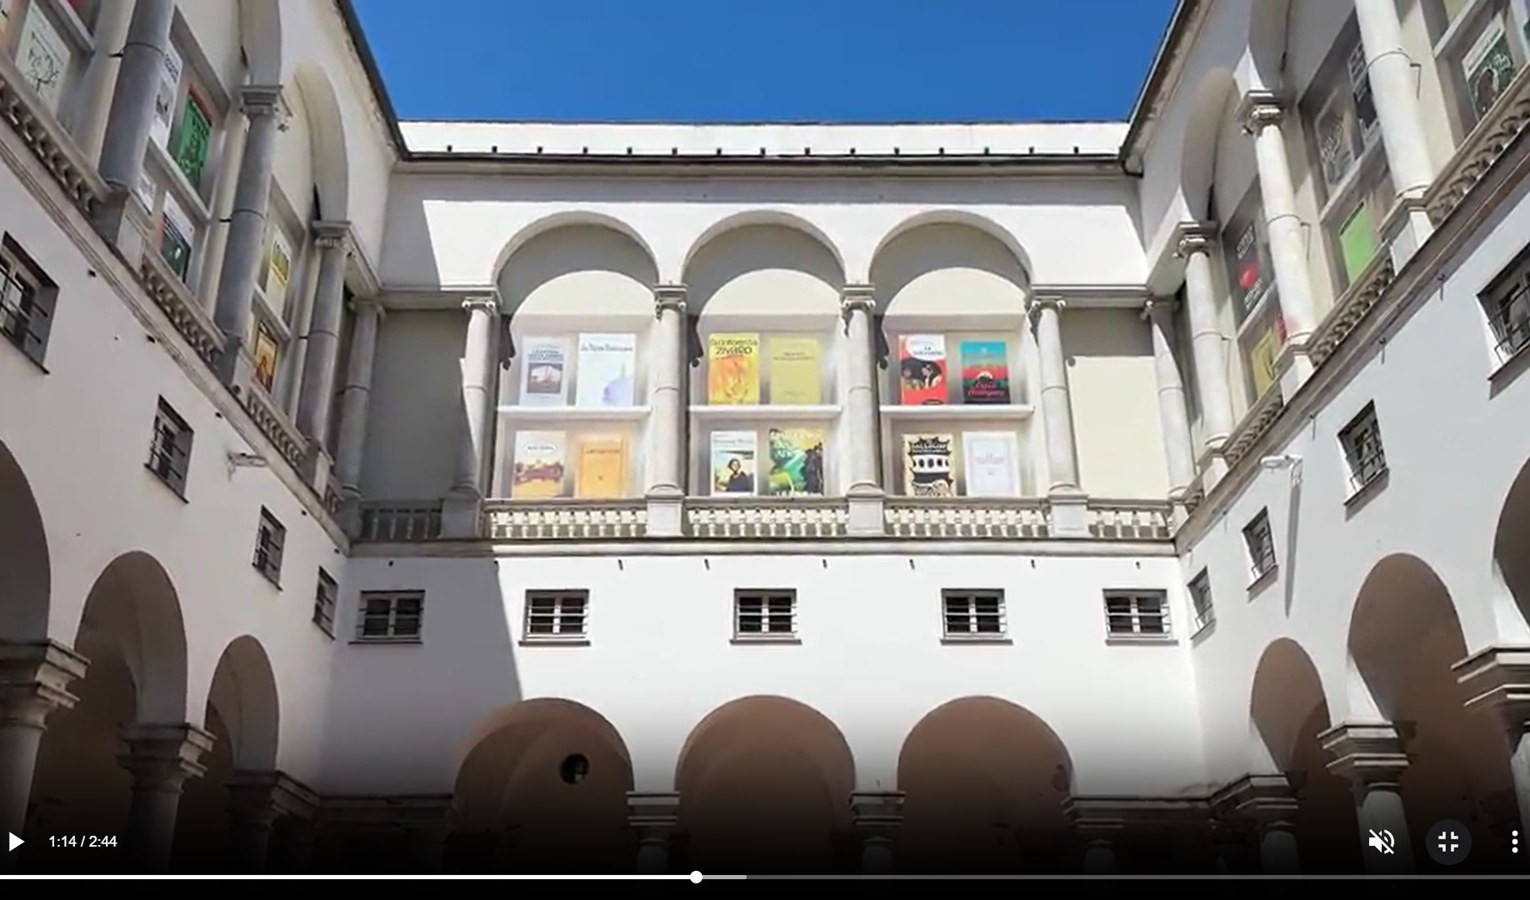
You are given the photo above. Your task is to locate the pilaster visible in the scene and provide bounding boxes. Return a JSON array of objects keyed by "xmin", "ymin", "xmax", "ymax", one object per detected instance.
[
  {"xmin": 443, "ymin": 293, "xmax": 501, "ymax": 538},
  {"xmin": 1209, "ymin": 773, "xmax": 1302, "ymax": 873},
  {"xmin": 646, "ymin": 285, "xmax": 689, "ymax": 537},
  {"xmin": 627, "ymin": 791, "xmax": 679, "ymax": 874},
  {"xmin": 1319, "ymin": 720, "xmax": 1415, "ymax": 873},
  {"xmin": 0, "ymin": 641, "xmax": 89, "ymax": 848},
  {"xmin": 840, "ymin": 284, "xmax": 885, "ymax": 536}
]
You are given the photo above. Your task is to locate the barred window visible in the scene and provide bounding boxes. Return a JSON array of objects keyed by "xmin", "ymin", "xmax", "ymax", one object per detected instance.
[
  {"xmin": 1483, "ymin": 247, "xmax": 1530, "ymax": 361},
  {"xmin": 252, "ymin": 508, "xmax": 285, "ymax": 586},
  {"xmin": 357, "ymin": 590, "xmax": 424, "ymax": 642},
  {"xmin": 313, "ymin": 569, "xmax": 337, "ymax": 638},
  {"xmin": 1243, "ymin": 510, "xmax": 1277, "ymax": 582},
  {"xmin": 733, "ymin": 590, "xmax": 797, "ymax": 641},
  {"xmin": 146, "ymin": 399, "xmax": 193, "ymax": 495},
  {"xmin": 942, "ymin": 589, "xmax": 1007, "ymax": 640},
  {"xmin": 524, "ymin": 590, "xmax": 588, "ymax": 641},
  {"xmin": 1338, "ymin": 403, "xmax": 1388, "ymax": 494},
  {"xmin": 1188, "ymin": 570, "xmax": 1214, "ymax": 635},
  {"xmin": 1104, "ymin": 590, "xmax": 1171, "ymax": 638},
  {"xmin": 0, "ymin": 236, "xmax": 55, "ymax": 368}
]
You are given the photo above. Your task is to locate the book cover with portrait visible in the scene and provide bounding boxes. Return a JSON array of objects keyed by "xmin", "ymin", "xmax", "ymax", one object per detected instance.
[
  {"xmin": 898, "ymin": 335, "xmax": 947, "ymax": 405},
  {"xmin": 710, "ymin": 430, "xmax": 758, "ymax": 496}
]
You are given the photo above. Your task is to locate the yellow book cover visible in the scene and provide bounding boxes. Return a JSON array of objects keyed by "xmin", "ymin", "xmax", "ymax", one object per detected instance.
[
  {"xmin": 707, "ymin": 333, "xmax": 760, "ymax": 404},
  {"xmin": 768, "ymin": 336, "xmax": 821, "ymax": 405},
  {"xmin": 575, "ymin": 434, "xmax": 628, "ymax": 499}
]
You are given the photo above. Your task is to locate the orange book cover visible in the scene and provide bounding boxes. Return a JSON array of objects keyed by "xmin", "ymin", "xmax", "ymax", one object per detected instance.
[{"xmin": 575, "ymin": 434, "xmax": 628, "ymax": 499}]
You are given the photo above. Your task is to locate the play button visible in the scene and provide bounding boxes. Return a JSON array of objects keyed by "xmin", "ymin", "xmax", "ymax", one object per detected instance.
[{"xmin": 7, "ymin": 832, "xmax": 21, "ymax": 852}]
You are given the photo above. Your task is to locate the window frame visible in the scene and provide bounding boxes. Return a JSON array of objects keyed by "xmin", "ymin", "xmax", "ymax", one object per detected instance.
[
  {"xmin": 312, "ymin": 568, "xmax": 337, "ymax": 639},
  {"xmin": 732, "ymin": 588, "xmax": 799, "ymax": 643},
  {"xmin": 1338, "ymin": 402, "xmax": 1389, "ymax": 498},
  {"xmin": 1482, "ymin": 241, "xmax": 1530, "ymax": 364},
  {"xmin": 252, "ymin": 507, "xmax": 285, "ymax": 587},
  {"xmin": 522, "ymin": 589, "xmax": 590, "ymax": 644},
  {"xmin": 0, "ymin": 233, "xmax": 56, "ymax": 369},
  {"xmin": 354, "ymin": 590, "xmax": 424, "ymax": 644},
  {"xmin": 145, "ymin": 397, "xmax": 193, "ymax": 497},
  {"xmin": 1187, "ymin": 569, "xmax": 1215, "ymax": 636},
  {"xmin": 1102, "ymin": 589, "xmax": 1174, "ymax": 641},
  {"xmin": 1427, "ymin": 0, "xmax": 1530, "ymax": 144},
  {"xmin": 1, "ymin": 0, "xmax": 97, "ymax": 122},
  {"xmin": 940, "ymin": 588, "xmax": 1009, "ymax": 642},
  {"xmin": 1242, "ymin": 509, "xmax": 1278, "ymax": 585},
  {"xmin": 246, "ymin": 189, "xmax": 305, "ymax": 397}
]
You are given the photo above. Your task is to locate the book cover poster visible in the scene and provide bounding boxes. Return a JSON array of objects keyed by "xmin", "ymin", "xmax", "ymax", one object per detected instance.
[
  {"xmin": 960, "ymin": 340, "xmax": 1011, "ymax": 404},
  {"xmin": 963, "ymin": 431, "xmax": 1020, "ymax": 498},
  {"xmin": 766, "ymin": 427, "xmax": 825, "ymax": 496},
  {"xmin": 708, "ymin": 333, "xmax": 760, "ymax": 404},
  {"xmin": 511, "ymin": 431, "xmax": 567, "ymax": 499},
  {"xmin": 574, "ymin": 434, "xmax": 627, "ymax": 499},
  {"xmin": 574, "ymin": 333, "xmax": 636, "ymax": 408},
  {"xmin": 263, "ymin": 227, "xmax": 293, "ymax": 312},
  {"xmin": 710, "ymin": 430, "xmax": 758, "ymax": 496},
  {"xmin": 519, "ymin": 336, "xmax": 569, "ymax": 407},
  {"xmin": 903, "ymin": 433, "xmax": 956, "ymax": 497},
  {"xmin": 767, "ymin": 336, "xmax": 821, "ymax": 405},
  {"xmin": 1248, "ymin": 316, "xmax": 1287, "ymax": 399},
  {"xmin": 1338, "ymin": 201, "xmax": 1379, "ymax": 282},
  {"xmin": 1464, "ymin": 15, "xmax": 1517, "ymax": 119},
  {"xmin": 159, "ymin": 194, "xmax": 195, "ymax": 280},
  {"xmin": 898, "ymin": 335, "xmax": 947, "ymax": 405},
  {"xmin": 148, "ymin": 41, "xmax": 183, "ymax": 151},
  {"xmin": 16, "ymin": 4, "xmax": 71, "ymax": 111},
  {"xmin": 252, "ymin": 322, "xmax": 280, "ymax": 392}
]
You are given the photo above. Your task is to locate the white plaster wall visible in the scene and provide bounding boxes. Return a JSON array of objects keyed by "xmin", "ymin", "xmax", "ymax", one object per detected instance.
[
  {"xmin": 176, "ymin": 1, "xmax": 241, "ymax": 91},
  {"xmin": 0, "ymin": 151, "xmax": 338, "ymax": 783},
  {"xmin": 323, "ymin": 552, "xmax": 1206, "ymax": 798},
  {"xmin": 1063, "ymin": 308, "xmax": 1171, "ymax": 499},
  {"xmin": 361, "ymin": 309, "xmax": 466, "ymax": 499},
  {"xmin": 271, "ymin": 82, "xmax": 316, "ymax": 222},
  {"xmin": 1182, "ymin": 173, "xmax": 1530, "ymax": 785}
]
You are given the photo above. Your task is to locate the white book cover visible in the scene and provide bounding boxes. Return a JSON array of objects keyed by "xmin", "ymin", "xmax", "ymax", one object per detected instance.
[
  {"xmin": 147, "ymin": 41, "xmax": 183, "ymax": 152},
  {"xmin": 518, "ymin": 336, "xmax": 570, "ymax": 407},
  {"xmin": 962, "ymin": 431, "xmax": 1020, "ymax": 498},
  {"xmin": 16, "ymin": 4, "xmax": 73, "ymax": 111},
  {"xmin": 574, "ymin": 332, "xmax": 637, "ymax": 408}
]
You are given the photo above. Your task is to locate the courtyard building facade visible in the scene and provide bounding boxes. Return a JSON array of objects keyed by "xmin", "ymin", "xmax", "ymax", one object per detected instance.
[{"xmin": 2, "ymin": 0, "xmax": 1530, "ymax": 875}]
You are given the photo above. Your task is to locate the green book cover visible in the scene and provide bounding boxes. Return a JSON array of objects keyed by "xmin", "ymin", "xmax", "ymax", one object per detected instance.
[{"xmin": 1338, "ymin": 202, "xmax": 1378, "ymax": 283}]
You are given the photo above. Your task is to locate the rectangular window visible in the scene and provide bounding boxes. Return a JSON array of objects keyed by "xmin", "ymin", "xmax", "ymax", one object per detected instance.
[
  {"xmin": 1483, "ymin": 245, "xmax": 1530, "ymax": 361},
  {"xmin": 356, "ymin": 590, "xmax": 424, "ymax": 642},
  {"xmin": 0, "ymin": 234, "xmax": 55, "ymax": 367},
  {"xmin": 1103, "ymin": 590, "xmax": 1172, "ymax": 639},
  {"xmin": 1243, "ymin": 509, "xmax": 1278, "ymax": 583},
  {"xmin": 524, "ymin": 590, "xmax": 588, "ymax": 642},
  {"xmin": 733, "ymin": 589, "xmax": 797, "ymax": 641},
  {"xmin": 313, "ymin": 568, "xmax": 337, "ymax": 638},
  {"xmin": 1338, "ymin": 403, "xmax": 1389, "ymax": 494},
  {"xmin": 252, "ymin": 507, "xmax": 285, "ymax": 586},
  {"xmin": 146, "ymin": 398, "xmax": 193, "ymax": 495},
  {"xmin": 942, "ymin": 589, "xmax": 1007, "ymax": 640},
  {"xmin": 1188, "ymin": 570, "xmax": 1215, "ymax": 635}
]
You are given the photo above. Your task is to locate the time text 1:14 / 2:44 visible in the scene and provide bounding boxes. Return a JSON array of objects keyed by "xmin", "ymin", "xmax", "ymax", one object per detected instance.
[{"xmin": 49, "ymin": 835, "xmax": 119, "ymax": 848}]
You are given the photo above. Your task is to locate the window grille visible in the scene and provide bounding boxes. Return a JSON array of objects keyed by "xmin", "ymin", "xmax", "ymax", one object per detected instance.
[
  {"xmin": 313, "ymin": 569, "xmax": 338, "ymax": 638},
  {"xmin": 1338, "ymin": 403, "xmax": 1388, "ymax": 493},
  {"xmin": 942, "ymin": 589, "xmax": 1007, "ymax": 639},
  {"xmin": 1243, "ymin": 510, "xmax": 1277, "ymax": 582},
  {"xmin": 0, "ymin": 238, "xmax": 54, "ymax": 366},
  {"xmin": 253, "ymin": 508, "xmax": 286, "ymax": 585},
  {"xmin": 146, "ymin": 399, "xmax": 193, "ymax": 495},
  {"xmin": 524, "ymin": 590, "xmax": 588, "ymax": 641},
  {"xmin": 357, "ymin": 590, "xmax": 424, "ymax": 642},
  {"xmin": 1188, "ymin": 571, "xmax": 1215, "ymax": 635},
  {"xmin": 734, "ymin": 590, "xmax": 797, "ymax": 640},
  {"xmin": 1104, "ymin": 590, "xmax": 1171, "ymax": 638}
]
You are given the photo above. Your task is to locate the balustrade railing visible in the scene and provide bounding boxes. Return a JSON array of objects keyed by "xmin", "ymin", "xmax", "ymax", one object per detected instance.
[
  {"xmin": 884, "ymin": 498, "xmax": 1049, "ymax": 539},
  {"xmin": 685, "ymin": 497, "xmax": 849, "ymax": 539},
  {"xmin": 484, "ymin": 499, "xmax": 647, "ymax": 541},
  {"xmin": 0, "ymin": 51, "xmax": 105, "ymax": 215},
  {"xmin": 359, "ymin": 501, "xmax": 444, "ymax": 542}
]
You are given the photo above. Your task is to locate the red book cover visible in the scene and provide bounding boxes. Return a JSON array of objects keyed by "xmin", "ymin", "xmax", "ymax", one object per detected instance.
[{"xmin": 898, "ymin": 335, "xmax": 947, "ymax": 405}]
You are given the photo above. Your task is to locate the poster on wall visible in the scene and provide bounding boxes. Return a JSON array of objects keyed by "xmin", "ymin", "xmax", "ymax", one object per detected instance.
[
  {"xmin": 262, "ymin": 228, "xmax": 293, "ymax": 312},
  {"xmin": 1338, "ymin": 201, "xmax": 1379, "ymax": 283},
  {"xmin": 147, "ymin": 42, "xmax": 183, "ymax": 152},
  {"xmin": 898, "ymin": 334, "xmax": 947, "ymax": 405},
  {"xmin": 574, "ymin": 434, "xmax": 627, "ymax": 500},
  {"xmin": 963, "ymin": 432, "xmax": 1020, "ymax": 498},
  {"xmin": 766, "ymin": 427, "xmax": 824, "ymax": 496},
  {"xmin": 1314, "ymin": 97, "xmax": 1355, "ymax": 192},
  {"xmin": 710, "ymin": 430, "xmax": 757, "ymax": 496},
  {"xmin": 1463, "ymin": 15, "xmax": 1518, "ymax": 120},
  {"xmin": 518, "ymin": 336, "xmax": 569, "ymax": 407},
  {"xmin": 16, "ymin": 4, "xmax": 73, "ymax": 112},
  {"xmin": 252, "ymin": 321, "xmax": 280, "ymax": 392},
  {"xmin": 159, "ymin": 193, "xmax": 195, "ymax": 280},
  {"xmin": 1346, "ymin": 42, "xmax": 1378, "ymax": 139},
  {"xmin": 510, "ymin": 431, "xmax": 567, "ymax": 499},
  {"xmin": 574, "ymin": 333, "xmax": 636, "ymax": 408},
  {"xmin": 707, "ymin": 333, "xmax": 760, "ymax": 405},
  {"xmin": 172, "ymin": 89, "xmax": 213, "ymax": 186},
  {"xmin": 903, "ymin": 433, "xmax": 956, "ymax": 497},
  {"xmin": 1247, "ymin": 315, "xmax": 1288, "ymax": 400},
  {"xmin": 959, "ymin": 340, "xmax": 1011, "ymax": 404},
  {"xmin": 767, "ymin": 336, "xmax": 821, "ymax": 405}
]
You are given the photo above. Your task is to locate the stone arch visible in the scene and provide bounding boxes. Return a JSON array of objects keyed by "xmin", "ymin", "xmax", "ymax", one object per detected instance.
[
  {"xmin": 1346, "ymin": 553, "xmax": 1518, "ymax": 866},
  {"xmin": 238, "ymin": 0, "xmax": 283, "ymax": 86},
  {"xmin": 0, "ymin": 438, "xmax": 49, "ymax": 640},
  {"xmin": 1179, "ymin": 68, "xmax": 1238, "ymax": 221},
  {"xmin": 291, "ymin": 62, "xmax": 350, "ymax": 221},
  {"xmin": 870, "ymin": 217, "xmax": 1031, "ymax": 325},
  {"xmin": 205, "ymin": 635, "xmax": 280, "ymax": 770},
  {"xmin": 681, "ymin": 211, "xmax": 846, "ymax": 289},
  {"xmin": 674, "ymin": 696, "xmax": 855, "ymax": 874},
  {"xmin": 492, "ymin": 212, "xmax": 658, "ymax": 292},
  {"xmin": 451, "ymin": 699, "xmax": 634, "ymax": 873},
  {"xmin": 1248, "ymin": 638, "xmax": 1357, "ymax": 873},
  {"xmin": 72, "ymin": 551, "xmax": 189, "ymax": 722},
  {"xmin": 1240, "ymin": 0, "xmax": 1291, "ymax": 95},
  {"xmin": 1492, "ymin": 455, "xmax": 1530, "ymax": 627},
  {"xmin": 896, "ymin": 696, "xmax": 1073, "ymax": 873},
  {"xmin": 870, "ymin": 210, "xmax": 1033, "ymax": 287},
  {"xmin": 493, "ymin": 215, "xmax": 660, "ymax": 321}
]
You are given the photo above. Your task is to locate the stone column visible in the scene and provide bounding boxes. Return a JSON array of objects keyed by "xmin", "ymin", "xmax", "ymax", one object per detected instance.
[
  {"xmin": 295, "ymin": 221, "xmax": 352, "ymax": 448},
  {"xmin": 334, "ymin": 297, "xmax": 385, "ymax": 536},
  {"xmin": 91, "ymin": 0, "xmax": 175, "ymax": 242},
  {"xmin": 628, "ymin": 791, "xmax": 679, "ymax": 874},
  {"xmin": 1082, "ymin": 832, "xmax": 1117, "ymax": 874},
  {"xmin": 1175, "ymin": 226, "xmax": 1235, "ymax": 473},
  {"xmin": 1320, "ymin": 721, "xmax": 1415, "ymax": 874},
  {"xmin": 1208, "ymin": 817, "xmax": 1253, "ymax": 874},
  {"xmin": 211, "ymin": 85, "xmax": 287, "ymax": 383},
  {"xmin": 0, "ymin": 642, "xmax": 88, "ymax": 871},
  {"xmin": 1027, "ymin": 295, "xmax": 1087, "ymax": 536},
  {"xmin": 645, "ymin": 286, "xmax": 688, "ymax": 538},
  {"xmin": 1238, "ymin": 92, "xmax": 1319, "ymax": 376},
  {"xmin": 441, "ymin": 295, "xmax": 500, "ymax": 539},
  {"xmin": 850, "ymin": 790, "xmax": 903, "ymax": 874},
  {"xmin": 1352, "ymin": 0, "xmax": 1435, "ymax": 199},
  {"xmin": 195, "ymin": 108, "xmax": 251, "ymax": 310},
  {"xmin": 1455, "ymin": 646, "xmax": 1530, "ymax": 838},
  {"xmin": 841, "ymin": 286, "xmax": 885, "ymax": 536},
  {"xmin": 1143, "ymin": 297, "xmax": 1195, "ymax": 522},
  {"xmin": 119, "ymin": 723, "xmax": 215, "ymax": 873},
  {"xmin": 224, "ymin": 770, "xmax": 318, "ymax": 874},
  {"xmin": 1213, "ymin": 773, "xmax": 1302, "ymax": 874},
  {"xmin": 73, "ymin": 0, "xmax": 134, "ymax": 166}
]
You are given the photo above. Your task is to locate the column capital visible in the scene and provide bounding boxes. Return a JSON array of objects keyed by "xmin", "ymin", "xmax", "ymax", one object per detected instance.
[
  {"xmin": 1209, "ymin": 772, "xmax": 1300, "ymax": 827},
  {"xmin": 849, "ymin": 790, "xmax": 904, "ymax": 833},
  {"xmin": 119, "ymin": 722, "xmax": 216, "ymax": 789},
  {"xmin": 346, "ymin": 294, "xmax": 387, "ymax": 320},
  {"xmin": 652, "ymin": 284, "xmax": 687, "ymax": 317},
  {"xmin": 1026, "ymin": 293, "xmax": 1066, "ymax": 321},
  {"xmin": 1173, "ymin": 222, "xmax": 1219, "ymax": 259},
  {"xmin": 0, "ymin": 640, "xmax": 89, "ymax": 728},
  {"xmin": 1236, "ymin": 90, "xmax": 1286, "ymax": 134},
  {"xmin": 239, "ymin": 84, "xmax": 287, "ymax": 123},
  {"xmin": 1319, "ymin": 720, "xmax": 1411, "ymax": 788},
  {"xmin": 311, "ymin": 219, "xmax": 352, "ymax": 252},
  {"xmin": 461, "ymin": 294, "xmax": 500, "ymax": 316},
  {"xmin": 1141, "ymin": 296, "xmax": 1179, "ymax": 321},
  {"xmin": 626, "ymin": 790, "xmax": 679, "ymax": 839},
  {"xmin": 1454, "ymin": 644, "xmax": 1530, "ymax": 731},
  {"xmin": 840, "ymin": 284, "xmax": 877, "ymax": 312},
  {"xmin": 227, "ymin": 769, "xmax": 321, "ymax": 822}
]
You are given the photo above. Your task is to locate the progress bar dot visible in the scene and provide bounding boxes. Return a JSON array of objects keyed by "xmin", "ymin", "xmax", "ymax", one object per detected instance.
[{"xmin": 690, "ymin": 871, "xmax": 703, "ymax": 883}]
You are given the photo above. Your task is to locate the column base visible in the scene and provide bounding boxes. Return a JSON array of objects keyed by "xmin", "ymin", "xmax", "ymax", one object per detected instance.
[
  {"xmin": 91, "ymin": 187, "xmax": 149, "ymax": 262},
  {"xmin": 845, "ymin": 485, "xmax": 886, "ymax": 537},
  {"xmin": 303, "ymin": 444, "xmax": 336, "ymax": 491},
  {"xmin": 1383, "ymin": 196, "xmax": 1434, "ymax": 271},
  {"xmin": 1046, "ymin": 489, "xmax": 1090, "ymax": 538},
  {"xmin": 644, "ymin": 488, "xmax": 685, "ymax": 538},
  {"xmin": 1275, "ymin": 340, "xmax": 1315, "ymax": 398},
  {"xmin": 1167, "ymin": 487, "xmax": 1190, "ymax": 530},
  {"xmin": 338, "ymin": 489, "xmax": 363, "ymax": 539},
  {"xmin": 440, "ymin": 489, "xmax": 483, "ymax": 539}
]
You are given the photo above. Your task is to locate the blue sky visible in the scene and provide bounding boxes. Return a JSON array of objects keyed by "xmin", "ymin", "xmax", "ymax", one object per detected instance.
[{"xmin": 351, "ymin": 0, "xmax": 1178, "ymax": 123}]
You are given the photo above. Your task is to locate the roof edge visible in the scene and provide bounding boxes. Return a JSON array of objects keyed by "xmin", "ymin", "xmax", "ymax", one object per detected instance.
[
  {"xmin": 1119, "ymin": 0, "xmax": 1200, "ymax": 171},
  {"xmin": 334, "ymin": 0, "xmax": 410, "ymax": 156}
]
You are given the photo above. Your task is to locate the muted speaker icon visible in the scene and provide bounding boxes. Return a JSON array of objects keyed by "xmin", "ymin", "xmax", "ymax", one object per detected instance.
[{"xmin": 1368, "ymin": 829, "xmax": 1397, "ymax": 855}]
